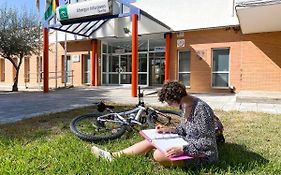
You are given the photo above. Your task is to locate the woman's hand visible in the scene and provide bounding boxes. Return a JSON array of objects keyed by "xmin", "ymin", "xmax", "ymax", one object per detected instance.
[
  {"xmin": 165, "ymin": 146, "xmax": 184, "ymax": 157},
  {"xmin": 156, "ymin": 126, "xmax": 170, "ymax": 133},
  {"xmin": 156, "ymin": 125, "xmax": 176, "ymax": 133}
]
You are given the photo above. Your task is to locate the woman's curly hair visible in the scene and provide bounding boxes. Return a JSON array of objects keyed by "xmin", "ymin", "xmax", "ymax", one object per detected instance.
[{"xmin": 158, "ymin": 81, "xmax": 187, "ymax": 103}]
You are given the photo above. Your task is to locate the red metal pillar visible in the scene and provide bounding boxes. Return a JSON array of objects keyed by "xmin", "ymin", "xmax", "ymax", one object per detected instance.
[
  {"xmin": 43, "ymin": 28, "xmax": 49, "ymax": 93},
  {"xmin": 131, "ymin": 14, "xmax": 138, "ymax": 97},
  {"xmin": 164, "ymin": 33, "xmax": 171, "ymax": 82},
  {"xmin": 91, "ymin": 39, "xmax": 97, "ymax": 86}
]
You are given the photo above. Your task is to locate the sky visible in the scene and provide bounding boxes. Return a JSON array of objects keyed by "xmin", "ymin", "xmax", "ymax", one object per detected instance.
[{"xmin": 0, "ymin": 0, "xmax": 65, "ymax": 20}]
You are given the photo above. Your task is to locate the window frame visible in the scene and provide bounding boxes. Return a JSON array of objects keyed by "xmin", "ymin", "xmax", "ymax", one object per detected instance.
[
  {"xmin": 211, "ymin": 48, "xmax": 230, "ymax": 89},
  {"xmin": 24, "ymin": 57, "xmax": 30, "ymax": 82},
  {"xmin": 178, "ymin": 50, "xmax": 191, "ymax": 87},
  {"xmin": 61, "ymin": 55, "xmax": 72, "ymax": 83},
  {"xmin": 0, "ymin": 58, "xmax": 5, "ymax": 82}
]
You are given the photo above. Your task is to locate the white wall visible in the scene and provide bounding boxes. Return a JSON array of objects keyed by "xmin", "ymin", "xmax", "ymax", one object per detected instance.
[{"xmin": 132, "ymin": 0, "xmax": 239, "ymax": 31}]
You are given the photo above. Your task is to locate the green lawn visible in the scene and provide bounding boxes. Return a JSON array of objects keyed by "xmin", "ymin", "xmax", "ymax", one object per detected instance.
[{"xmin": 0, "ymin": 105, "xmax": 280, "ymax": 175}]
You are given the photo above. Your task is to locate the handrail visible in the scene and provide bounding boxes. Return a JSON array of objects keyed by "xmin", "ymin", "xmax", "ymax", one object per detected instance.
[{"xmin": 24, "ymin": 70, "xmax": 74, "ymax": 89}]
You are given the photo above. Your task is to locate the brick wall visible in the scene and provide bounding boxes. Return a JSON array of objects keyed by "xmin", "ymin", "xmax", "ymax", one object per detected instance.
[
  {"xmin": 1, "ymin": 29, "xmax": 280, "ymax": 93},
  {"xmin": 169, "ymin": 29, "xmax": 281, "ymax": 93},
  {"xmin": 170, "ymin": 28, "xmax": 242, "ymax": 93},
  {"xmin": 240, "ymin": 32, "xmax": 281, "ymax": 91}
]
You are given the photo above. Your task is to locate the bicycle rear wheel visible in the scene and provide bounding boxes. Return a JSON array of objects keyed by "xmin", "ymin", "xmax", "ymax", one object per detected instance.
[
  {"xmin": 147, "ymin": 110, "xmax": 182, "ymax": 128},
  {"xmin": 70, "ymin": 113, "xmax": 126, "ymax": 142}
]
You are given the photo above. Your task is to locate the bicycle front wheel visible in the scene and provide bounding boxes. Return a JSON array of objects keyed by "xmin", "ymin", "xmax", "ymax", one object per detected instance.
[
  {"xmin": 147, "ymin": 110, "xmax": 182, "ymax": 128},
  {"xmin": 70, "ymin": 113, "xmax": 126, "ymax": 142}
]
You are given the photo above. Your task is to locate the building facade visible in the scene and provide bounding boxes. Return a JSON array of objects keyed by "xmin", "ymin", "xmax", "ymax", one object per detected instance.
[{"xmin": 0, "ymin": 0, "xmax": 280, "ymax": 93}]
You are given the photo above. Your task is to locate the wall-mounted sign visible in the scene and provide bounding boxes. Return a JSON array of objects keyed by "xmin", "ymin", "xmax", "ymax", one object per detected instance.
[
  {"xmin": 72, "ymin": 55, "xmax": 80, "ymax": 62},
  {"xmin": 177, "ymin": 39, "xmax": 185, "ymax": 48},
  {"xmin": 57, "ymin": 0, "xmax": 113, "ymax": 24},
  {"xmin": 154, "ymin": 47, "xmax": 165, "ymax": 52}
]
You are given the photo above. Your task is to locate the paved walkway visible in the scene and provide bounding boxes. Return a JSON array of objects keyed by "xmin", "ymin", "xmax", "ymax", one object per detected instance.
[{"xmin": 0, "ymin": 86, "xmax": 280, "ymax": 124}]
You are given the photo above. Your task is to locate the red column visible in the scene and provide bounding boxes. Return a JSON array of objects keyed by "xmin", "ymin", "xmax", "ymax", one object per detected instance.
[
  {"xmin": 43, "ymin": 28, "xmax": 49, "ymax": 93},
  {"xmin": 164, "ymin": 33, "xmax": 171, "ymax": 82},
  {"xmin": 91, "ymin": 39, "xmax": 97, "ymax": 86},
  {"xmin": 131, "ymin": 14, "xmax": 138, "ymax": 97}
]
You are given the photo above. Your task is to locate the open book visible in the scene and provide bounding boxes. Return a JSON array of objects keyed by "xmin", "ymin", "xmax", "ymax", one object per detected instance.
[{"xmin": 139, "ymin": 129, "xmax": 194, "ymax": 161}]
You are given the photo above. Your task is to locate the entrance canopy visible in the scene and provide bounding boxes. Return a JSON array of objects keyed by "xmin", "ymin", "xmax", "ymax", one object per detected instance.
[
  {"xmin": 45, "ymin": 0, "xmax": 171, "ymax": 38},
  {"xmin": 236, "ymin": 0, "xmax": 281, "ymax": 34},
  {"xmin": 43, "ymin": 0, "xmax": 172, "ymax": 97}
]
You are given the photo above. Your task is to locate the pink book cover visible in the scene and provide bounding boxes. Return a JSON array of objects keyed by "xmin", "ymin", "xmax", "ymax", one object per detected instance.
[{"xmin": 139, "ymin": 129, "xmax": 194, "ymax": 161}]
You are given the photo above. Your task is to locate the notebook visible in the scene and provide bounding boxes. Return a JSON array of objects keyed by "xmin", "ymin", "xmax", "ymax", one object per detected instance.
[{"xmin": 139, "ymin": 129, "xmax": 194, "ymax": 161}]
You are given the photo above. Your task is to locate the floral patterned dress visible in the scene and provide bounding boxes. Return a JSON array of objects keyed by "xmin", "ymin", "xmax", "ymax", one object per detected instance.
[{"xmin": 175, "ymin": 97, "xmax": 218, "ymax": 167}]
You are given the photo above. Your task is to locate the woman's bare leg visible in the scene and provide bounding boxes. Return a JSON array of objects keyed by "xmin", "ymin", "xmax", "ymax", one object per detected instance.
[
  {"xmin": 112, "ymin": 140, "xmax": 155, "ymax": 157},
  {"xmin": 153, "ymin": 149, "xmax": 184, "ymax": 167}
]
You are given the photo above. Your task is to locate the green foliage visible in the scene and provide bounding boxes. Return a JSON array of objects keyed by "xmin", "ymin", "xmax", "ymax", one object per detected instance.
[
  {"xmin": 0, "ymin": 106, "xmax": 280, "ymax": 175},
  {"xmin": 0, "ymin": 7, "xmax": 40, "ymax": 58},
  {"xmin": 0, "ymin": 6, "xmax": 40, "ymax": 91}
]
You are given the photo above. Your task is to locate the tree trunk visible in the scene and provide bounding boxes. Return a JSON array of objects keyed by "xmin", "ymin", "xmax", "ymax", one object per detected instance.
[
  {"xmin": 12, "ymin": 67, "xmax": 19, "ymax": 91},
  {"xmin": 12, "ymin": 56, "xmax": 23, "ymax": 92}
]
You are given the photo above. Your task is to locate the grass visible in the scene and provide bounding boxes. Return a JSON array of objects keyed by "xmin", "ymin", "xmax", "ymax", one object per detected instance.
[{"xmin": 0, "ymin": 104, "xmax": 280, "ymax": 175}]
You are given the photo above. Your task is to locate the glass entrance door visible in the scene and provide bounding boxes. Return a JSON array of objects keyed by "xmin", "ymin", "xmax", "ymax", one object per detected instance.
[
  {"xmin": 108, "ymin": 55, "xmax": 119, "ymax": 84},
  {"xmin": 120, "ymin": 54, "xmax": 132, "ymax": 84},
  {"xmin": 102, "ymin": 53, "xmax": 148, "ymax": 86},
  {"xmin": 138, "ymin": 53, "xmax": 148, "ymax": 85},
  {"xmin": 149, "ymin": 52, "xmax": 165, "ymax": 86}
]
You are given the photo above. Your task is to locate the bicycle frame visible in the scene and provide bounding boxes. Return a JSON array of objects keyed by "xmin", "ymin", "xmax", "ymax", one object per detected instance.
[
  {"xmin": 69, "ymin": 86, "xmax": 182, "ymax": 142},
  {"xmin": 96, "ymin": 86, "xmax": 149, "ymax": 126},
  {"xmin": 97, "ymin": 105, "xmax": 147, "ymax": 126}
]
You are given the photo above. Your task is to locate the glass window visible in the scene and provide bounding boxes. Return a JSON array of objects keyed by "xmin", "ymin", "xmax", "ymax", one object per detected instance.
[
  {"xmin": 120, "ymin": 74, "xmax": 131, "ymax": 84},
  {"xmin": 138, "ymin": 74, "xmax": 147, "ymax": 85},
  {"xmin": 12, "ymin": 58, "xmax": 17, "ymax": 80},
  {"xmin": 24, "ymin": 57, "xmax": 30, "ymax": 82},
  {"xmin": 178, "ymin": 51, "xmax": 191, "ymax": 86},
  {"xmin": 102, "ymin": 55, "xmax": 107, "ymax": 72},
  {"xmin": 138, "ymin": 40, "xmax": 148, "ymax": 52},
  {"xmin": 108, "ymin": 45, "xmax": 113, "ymax": 54},
  {"xmin": 149, "ymin": 38, "xmax": 165, "ymax": 51},
  {"xmin": 108, "ymin": 55, "xmax": 119, "ymax": 72},
  {"xmin": 120, "ymin": 55, "xmax": 132, "ymax": 72},
  {"xmin": 212, "ymin": 49, "xmax": 230, "ymax": 87},
  {"xmin": 102, "ymin": 44, "xmax": 107, "ymax": 53},
  {"xmin": 108, "ymin": 74, "xmax": 119, "ymax": 84},
  {"xmin": 138, "ymin": 53, "xmax": 147, "ymax": 72},
  {"xmin": 0, "ymin": 58, "xmax": 5, "ymax": 82},
  {"xmin": 102, "ymin": 73, "xmax": 107, "ymax": 84}
]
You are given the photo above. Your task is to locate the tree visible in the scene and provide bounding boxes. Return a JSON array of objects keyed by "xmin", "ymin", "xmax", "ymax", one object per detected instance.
[{"xmin": 0, "ymin": 7, "xmax": 40, "ymax": 91}]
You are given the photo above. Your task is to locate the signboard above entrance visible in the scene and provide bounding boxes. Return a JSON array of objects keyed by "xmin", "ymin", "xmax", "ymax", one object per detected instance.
[{"xmin": 57, "ymin": 0, "xmax": 113, "ymax": 25}]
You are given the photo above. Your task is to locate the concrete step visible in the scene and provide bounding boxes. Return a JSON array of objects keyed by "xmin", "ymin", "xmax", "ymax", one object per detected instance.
[{"xmin": 236, "ymin": 91, "xmax": 281, "ymax": 104}]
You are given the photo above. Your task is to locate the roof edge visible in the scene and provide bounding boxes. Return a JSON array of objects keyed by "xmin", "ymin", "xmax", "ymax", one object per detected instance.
[{"xmin": 236, "ymin": 0, "xmax": 281, "ymax": 7}]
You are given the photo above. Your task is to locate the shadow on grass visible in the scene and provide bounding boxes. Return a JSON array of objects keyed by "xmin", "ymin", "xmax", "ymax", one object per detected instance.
[{"xmin": 197, "ymin": 142, "xmax": 269, "ymax": 173}]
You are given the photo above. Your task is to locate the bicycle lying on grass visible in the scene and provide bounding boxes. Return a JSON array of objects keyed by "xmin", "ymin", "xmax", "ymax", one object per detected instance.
[{"xmin": 70, "ymin": 87, "xmax": 181, "ymax": 142}]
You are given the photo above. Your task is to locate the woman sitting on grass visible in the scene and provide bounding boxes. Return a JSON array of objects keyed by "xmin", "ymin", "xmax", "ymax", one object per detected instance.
[{"xmin": 92, "ymin": 81, "xmax": 219, "ymax": 168}]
